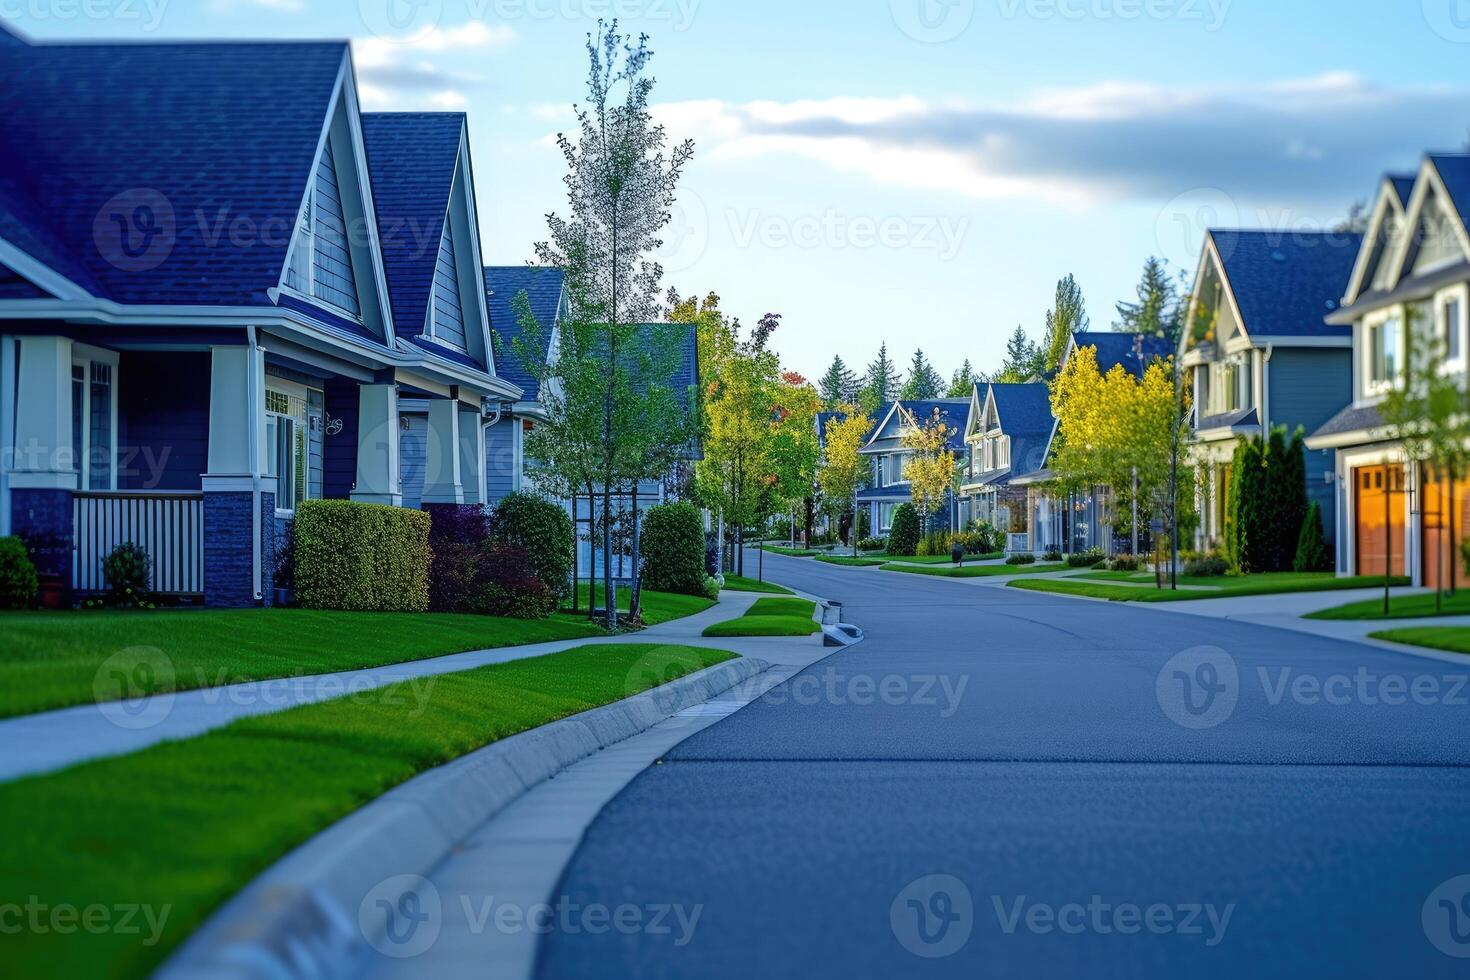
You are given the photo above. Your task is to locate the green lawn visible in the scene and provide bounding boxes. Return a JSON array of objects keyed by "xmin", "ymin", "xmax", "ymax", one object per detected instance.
[
  {"xmin": 815, "ymin": 556, "xmax": 889, "ymax": 567},
  {"xmin": 1010, "ymin": 573, "xmax": 1411, "ymax": 603},
  {"xmin": 701, "ymin": 597, "xmax": 821, "ymax": 637},
  {"xmin": 722, "ymin": 575, "xmax": 795, "ymax": 594},
  {"xmin": 0, "ymin": 608, "xmax": 606, "ymax": 720},
  {"xmin": 565, "ymin": 585, "xmax": 716, "ymax": 626},
  {"xmin": 1369, "ymin": 626, "xmax": 1470, "ymax": 655},
  {"xmin": 760, "ymin": 545, "xmax": 818, "ymax": 557},
  {"xmin": 1306, "ymin": 590, "xmax": 1470, "ymax": 621},
  {"xmin": 882, "ymin": 562, "xmax": 1069, "ymax": 578},
  {"xmin": 0, "ymin": 643, "xmax": 736, "ymax": 978}
]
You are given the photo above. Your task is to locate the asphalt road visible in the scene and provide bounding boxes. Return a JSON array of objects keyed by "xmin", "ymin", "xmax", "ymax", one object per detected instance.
[{"xmin": 535, "ymin": 554, "xmax": 1470, "ymax": 978}]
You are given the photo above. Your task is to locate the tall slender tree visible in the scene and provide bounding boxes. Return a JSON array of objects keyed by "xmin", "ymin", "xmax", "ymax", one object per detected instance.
[
  {"xmin": 860, "ymin": 342, "xmax": 901, "ymax": 415},
  {"xmin": 901, "ymin": 349, "xmax": 943, "ymax": 400},
  {"xmin": 1042, "ymin": 274, "xmax": 1090, "ymax": 376},
  {"xmin": 818, "ymin": 355, "xmax": 859, "ymax": 409},
  {"xmin": 947, "ymin": 359, "xmax": 978, "ymax": 397},
  {"xmin": 1115, "ymin": 257, "xmax": 1183, "ymax": 345},
  {"xmin": 996, "ymin": 324, "xmax": 1043, "ymax": 383}
]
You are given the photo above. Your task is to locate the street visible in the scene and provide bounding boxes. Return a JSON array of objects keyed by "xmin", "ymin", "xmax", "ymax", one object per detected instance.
[{"xmin": 536, "ymin": 552, "xmax": 1470, "ymax": 978}]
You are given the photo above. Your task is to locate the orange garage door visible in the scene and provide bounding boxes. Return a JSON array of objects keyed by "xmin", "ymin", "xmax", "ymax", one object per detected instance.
[
  {"xmin": 1355, "ymin": 464, "xmax": 1406, "ymax": 578},
  {"xmin": 1422, "ymin": 467, "xmax": 1469, "ymax": 592}
]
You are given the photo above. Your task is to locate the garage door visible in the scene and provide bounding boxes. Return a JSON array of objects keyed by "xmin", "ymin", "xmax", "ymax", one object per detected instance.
[
  {"xmin": 1354, "ymin": 463, "xmax": 1405, "ymax": 577},
  {"xmin": 1421, "ymin": 466, "xmax": 1468, "ymax": 592}
]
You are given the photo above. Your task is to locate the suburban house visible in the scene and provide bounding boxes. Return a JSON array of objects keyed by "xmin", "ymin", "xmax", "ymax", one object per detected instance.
[
  {"xmin": 484, "ymin": 265, "xmax": 566, "ymax": 507},
  {"xmin": 1010, "ymin": 332, "xmax": 1173, "ymax": 556},
  {"xmin": 858, "ymin": 398, "xmax": 970, "ymax": 536},
  {"xmin": 0, "ymin": 35, "xmax": 520, "ymax": 607},
  {"xmin": 813, "ymin": 408, "xmax": 875, "ymax": 538},
  {"xmin": 1181, "ymin": 228, "xmax": 1362, "ymax": 554},
  {"xmin": 958, "ymin": 383, "xmax": 1054, "ymax": 550},
  {"xmin": 1307, "ymin": 155, "xmax": 1470, "ymax": 587}
]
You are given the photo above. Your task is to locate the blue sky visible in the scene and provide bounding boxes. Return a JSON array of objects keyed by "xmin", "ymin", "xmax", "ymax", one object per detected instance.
[{"xmin": 10, "ymin": 0, "xmax": 1470, "ymax": 380}]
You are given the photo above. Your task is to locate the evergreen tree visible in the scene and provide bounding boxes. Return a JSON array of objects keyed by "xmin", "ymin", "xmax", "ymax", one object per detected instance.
[
  {"xmin": 817, "ymin": 355, "xmax": 858, "ymax": 409},
  {"xmin": 996, "ymin": 325, "xmax": 1043, "ymax": 383},
  {"xmin": 901, "ymin": 348, "xmax": 943, "ymax": 400},
  {"xmin": 947, "ymin": 359, "xmax": 978, "ymax": 397},
  {"xmin": 1115, "ymin": 257, "xmax": 1183, "ymax": 346},
  {"xmin": 859, "ymin": 342, "xmax": 901, "ymax": 415},
  {"xmin": 1294, "ymin": 501, "xmax": 1331, "ymax": 572},
  {"xmin": 1042, "ymin": 274, "xmax": 1089, "ymax": 376}
]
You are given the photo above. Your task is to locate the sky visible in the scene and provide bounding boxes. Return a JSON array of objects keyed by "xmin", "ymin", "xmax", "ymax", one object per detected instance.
[{"xmin": 8, "ymin": 0, "xmax": 1470, "ymax": 381}]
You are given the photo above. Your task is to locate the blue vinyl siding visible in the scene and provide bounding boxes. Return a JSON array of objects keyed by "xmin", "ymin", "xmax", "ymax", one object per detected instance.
[
  {"xmin": 399, "ymin": 413, "xmax": 427, "ymax": 510},
  {"xmin": 430, "ymin": 222, "xmax": 466, "ymax": 349},
  {"xmin": 484, "ymin": 416, "xmax": 517, "ymax": 506},
  {"xmin": 1269, "ymin": 347, "xmax": 1352, "ymax": 544},
  {"xmin": 310, "ymin": 141, "xmax": 360, "ymax": 315},
  {"xmin": 117, "ymin": 352, "xmax": 209, "ymax": 491}
]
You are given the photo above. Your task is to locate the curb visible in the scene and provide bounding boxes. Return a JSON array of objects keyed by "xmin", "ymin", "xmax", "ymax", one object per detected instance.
[{"xmin": 156, "ymin": 656, "xmax": 770, "ymax": 980}]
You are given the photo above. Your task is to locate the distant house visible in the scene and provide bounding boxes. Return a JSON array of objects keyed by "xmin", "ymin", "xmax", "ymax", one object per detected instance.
[
  {"xmin": 858, "ymin": 398, "xmax": 970, "ymax": 536},
  {"xmin": 0, "ymin": 33, "xmax": 519, "ymax": 607},
  {"xmin": 1307, "ymin": 156, "xmax": 1470, "ymax": 586},
  {"xmin": 959, "ymin": 383, "xmax": 1054, "ymax": 548},
  {"xmin": 1182, "ymin": 228, "xmax": 1361, "ymax": 553},
  {"xmin": 813, "ymin": 408, "xmax": 875, "ymax": 538}
]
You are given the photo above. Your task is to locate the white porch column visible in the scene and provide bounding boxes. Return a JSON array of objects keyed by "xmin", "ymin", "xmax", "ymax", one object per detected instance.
[
  {"xmin": 457, "ymin": 405, "xmax": 484, "ymax": 505},
  {"xmin": 10, "ymin": 335, "xmax": 76, "ymax": 492},
  {"xmin": 203, "ymin": 345, "xmax": 266, "ymax": 489},
  {"xmin": 421, "ymin": 398, "xmax": 463, "ymax": 506},
  {"xmin": 352, "ymin": 383, "xmax": 403, "ymax": 506}
]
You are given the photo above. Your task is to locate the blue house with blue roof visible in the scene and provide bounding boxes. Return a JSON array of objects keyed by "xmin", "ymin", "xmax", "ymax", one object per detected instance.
[
  {"xmin": 1308, "ymin": 154, "xmax": 1470, "ymax": 586},
  {"xmin": 858, "ymin": 398, "xmax": 970, "ymax": 536},
  {"xmin": 959, "ymin": 383, "xmax": 1054, "ymax": 546},
  {"xmin": 1183, "ymin": 227, "xmax": 1362, "ymax": 553},
  {"xmin": 0, "ymin": 29, "xmax": 519, "ymax": 606}
]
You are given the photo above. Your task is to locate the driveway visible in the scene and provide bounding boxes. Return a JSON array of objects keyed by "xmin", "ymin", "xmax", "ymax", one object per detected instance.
[{"xmin": 534, "ymin": 552, "xmax": 1470, "ymax": 978}]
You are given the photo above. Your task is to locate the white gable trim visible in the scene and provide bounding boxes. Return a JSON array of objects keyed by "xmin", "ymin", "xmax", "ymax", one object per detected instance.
[
  {"xmin": 454, "ymin": 123, "xmax": 496, "ymax": 375},
  {"xmin": 964, "ymin": 383, "xmax": 987, "ymax": 441},
  {"xmin": 861, "ymin": 400, "xmax": 903, "ymax": 452},
  {"xmin": 1344, "ymin": 176, "xmax": 1411, "ymax": 305},
  {"xmin": 0, "ymin": 236, "xmax": 90, "ymax": 302},
  {"xmin": 1384, "ymin": 158, "xmax": 1470, "ymax": 288},
  {"xmin": 1183, "ymin": 233, "xmax": 1251, "ymax": 354}
]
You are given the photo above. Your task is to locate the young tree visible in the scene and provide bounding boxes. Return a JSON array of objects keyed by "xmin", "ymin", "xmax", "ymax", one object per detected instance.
[
  {"xmin": 1042, "ymin": 274, "xmax": 1090, "ymax": 376},
  {"xmin": 817, "ymin": 406, "xmax": 873, "ymax": 555},
  {"xmin": 769, "ymin": 373, "xmax": 823, "ymax": 545},
  {"xmin": 947, "ymin": 359, "xmax": 978, "ymax": 398},
  {"xmin": 900, "ymin": 406, "xmax": 957, "ymax": 536},
  {"xmin": 537, "ymin": 23, "xmax": 694, "ymax": 628},
  {"xmin": 1114, "ymin": 257, "xmax": 1183, "ymax": 346},
  {"xmin": 901, "ymin": 349, "xmax": 943, "ymax": 400},
  {"xmin": 860, "ymin": 342, "xmax": 901, "ymax": 415},
  {"xmin": 995, "ymin": 324, "xmax": 1043, "ymax": 383},
  {"xmin": 818, "ymin": 355, "xmax": 859, "ymax": 409}
]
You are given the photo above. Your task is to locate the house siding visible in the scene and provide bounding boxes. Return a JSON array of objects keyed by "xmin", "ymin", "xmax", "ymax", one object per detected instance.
[
  {"xmin": 399, "ymin": 413, "xmax": 428, "ymax": 511},
  {"xmin": 484, "ymin": 416, "xmax": 518, "ymax": 505},
  {"xmin": 1269, "ymin": 347, "xmax": 1352, "ymax": 541}
]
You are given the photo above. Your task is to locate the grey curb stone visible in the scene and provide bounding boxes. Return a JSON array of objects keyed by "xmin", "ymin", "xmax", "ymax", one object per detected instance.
[{"xmin": 156, "ymin": 656, "xmax": 769, "ymax": 980}]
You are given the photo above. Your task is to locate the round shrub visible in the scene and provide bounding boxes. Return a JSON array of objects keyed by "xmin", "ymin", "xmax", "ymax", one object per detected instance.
[
  {"xmin": 1042, "ymin": 548, "xmax": 1063, "ymax": 563},
  {"xmin": 1109, "ymin": 554, "xmax": 1141, "ymax": 572},
  {"xmin": 428, "ymin": 505, "xmax": 493, "ymax": 613},
  {"xmin": 1184, "ymin": 552, "xmax": 1231, "ymax": 578},
  {"xmin": 476, "ymin": 542, "xmax": 556, "ymax": 619},
  {"xmin": 888, "ymin": 504, "xmax": 921, "ymax": 557},
  {"xmin": 490, "ymin": 492, "xmax": 575, "ymax": 602},
  {"xmin": 640, "ymin": 502, "xmax": 708, "ymax": 597},
  {"xmin": 857, "ymin": 536, "xmax": 887, "ymax": 553},
  {"xmin": 103, "ymin": 542, "xmax": 151, "ymax": 607},
  {"xmin": 1067, "ymin": 547, "xmax": 1106, "ymax": 568},
  {"xmin": 1005, "ymin": 553, "xmax": 1037, "ymax": 566},
  {"xmin": 702, "ymin": 576, "xmax": 721, "ymax": 600},
  {"xmin": 0, "ymin": 536, "xmax": 39, "ymax": 609}
]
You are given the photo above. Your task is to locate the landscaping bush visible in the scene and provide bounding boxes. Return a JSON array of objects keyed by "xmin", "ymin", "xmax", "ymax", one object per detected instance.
[
  {"xmin": 475, "ymin": 542, "xmax": 556, "ymax": 619},
  {"xmin": 888, "ymin": 504, "xmax": 921, "ymax": 557},
  {"xmin": 102, "ymin": 542, "xmax": 151, "ymax": 608},
  {"xmin": 0, "ymin": 536, "xmax": 39, "ymax": 609},
  {"xmin": 857, "ymin": 536, "xmax": 887, "ymax": 553},
  {"xmin": 1108, "ymin": 554, "xmax": 1141, "ymax": 572},
  {"xmin": 1184, "ymin": 552, "xmax": 1231, "ymax": 578},
  {"xmin": 490, "ymin": 492, "xmax": 575, "ymax": 602},
  {"xmin": 963, "ymin": 523, "xmax": 1000, "ymax": 555},
  {"xmin": 916, "ymin": 530, "xmax": 951, "ymax": 557},
  {"xmin": 294, "ymin": 500, "xmax": 430, "ymax": 612},
  {"xmin": 705, "ymin": 532, "xmax": 721, "ymax": 576},
  {"xmin": 639, "ymin": 502, "xmax": 708, "ymax": 597},
  {"xmin": 1293, "ymin": 501, "xmax": 1332, "ymax": 573},
  {"xmin": 1067, "ymin": 547, "xmax": 1106, "ymax": 568},
  {"xmin": 427, "ymin": 505, "xmax": 493, "ymax": 613},
  {"xmin": 1042, "ymin": 548, "xmax": 1063, "ymax": 563},
  {"xmin": 702, "ymin": 576, "xmax": 722, "ymax": 601},
  {"xmin": 1005, "ymin": 553, "xmax": 1037, "ymax": 566}
]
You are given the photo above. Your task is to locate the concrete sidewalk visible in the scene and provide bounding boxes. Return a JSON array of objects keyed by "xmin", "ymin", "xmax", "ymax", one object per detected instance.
[{"xmin": 0, "ymin": 591, "xmax": 826, "ymax": 783}]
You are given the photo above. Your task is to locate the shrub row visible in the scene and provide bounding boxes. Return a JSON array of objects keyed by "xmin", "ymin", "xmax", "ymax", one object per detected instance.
[{"xmin": 294, "ymin": 500, "xmax": 431, "ymax": 612}]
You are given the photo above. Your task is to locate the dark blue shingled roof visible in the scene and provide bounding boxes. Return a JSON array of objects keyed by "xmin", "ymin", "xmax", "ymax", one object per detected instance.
[
  {"xmin": 987, "ymin": 383, "xmax": 1054, "ymax": 437},
  {"xmin": 1071, "ymin": 331, "xmax": 1173, "ymax": 378},
  {"xmin": 1430, "ymin": 154, "xmax": 1470, "ymax": 232},
  {"xmin": 1389, "ymin": 174, "xmax": 1417, "ymax": 208},
  {"xmin": 0, "ymin": 38, "xmax": 346, "ymax": 305},
  {"xmin": 485, "ymin": 266, "xmax": 564, "ymax": 402},
  {"xmin": 1211, "ymin": 229, "xmax": 1362, "ymax": 338},
  {"xmin": 361, "ymin": 113, "xmax": 463, "ymax": 341},
  {"xmin": 889, "ymin": 399, "xmax": 969, "ymax": 451},
  {"xmin": 815, "ymin": 410, "xmax": 874, "ymax": 449}
]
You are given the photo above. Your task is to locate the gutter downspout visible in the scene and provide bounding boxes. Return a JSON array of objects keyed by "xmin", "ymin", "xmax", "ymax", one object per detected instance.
[
  {"xmin": 1261, "ymin": 344, "xmax": 1274, "ymax": 430},
  {"xmin": 248, "ymin": 326, "xmax": 263, "ymax": 603}
]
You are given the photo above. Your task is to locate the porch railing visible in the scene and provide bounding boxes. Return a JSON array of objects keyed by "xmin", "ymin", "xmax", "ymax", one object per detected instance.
[{"xmin": 73, "ymin": 491, "xmax": 205, "ymax": 596}]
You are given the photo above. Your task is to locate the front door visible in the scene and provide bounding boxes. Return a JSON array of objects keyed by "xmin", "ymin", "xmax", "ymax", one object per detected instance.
[{"xmin": 1354, "ymin": 463, "xmax": 1406, "ymax": 577}]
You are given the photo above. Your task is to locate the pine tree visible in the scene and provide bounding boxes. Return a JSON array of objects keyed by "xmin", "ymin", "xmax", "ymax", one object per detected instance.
[
  {"xmin": 1042, "ymin": 274, "xmax": 1089, "ymax": 376},
  {"xmin": 817, "ymin": 355, "xmax": 858, "ymax": 409},
  {"xmin": 995, "ymin": 325, "xmax": 1042, "ymax": 383},
  {"xmin": 859, "ymin": 343, "xmax": 901, "ymax": 415},
  {"xmin": 947, "ymin": 358, "xmax": 978, "ymax": 397},
  {"xmin": 1115, "ymin": 257, "xmax": 1183, "ymax": 346},
  {"xmin": 901, "ymin": 349, "xmax": 943, "ymax": 400},
  {"xmin": 1293, "ymin": 501, "xmax": 1331, "ymax": 572}
]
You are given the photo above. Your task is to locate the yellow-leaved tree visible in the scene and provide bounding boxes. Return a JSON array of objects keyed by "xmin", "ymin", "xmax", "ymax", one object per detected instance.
[
  {"xmin": 900, "ymin": 406, "xmax": 957, "ymax": 538},
  {"xmin": 817, "ymin": 406, "xmax": 873, "ymax": 555}
]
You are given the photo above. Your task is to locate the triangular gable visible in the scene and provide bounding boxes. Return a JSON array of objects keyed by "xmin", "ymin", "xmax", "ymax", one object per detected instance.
[
  {"xmin": 1344, "ymin": 175, "xmax": 1412, "ymax": 305},
  {"xmin": 1183, "ymin": 233, "xmax": 1250, "ymax": 353},
  {"xmin": 426, "ymin": 136, "xmax": 493, "ymax": 368},
  {"xmin": 862, "ymin": 400, "xmax": 904, "ymax": 451},
  {"xmin": 429, "ymin": 220, "xmax": 465, "ymax": 347},
  {"xmin": 1385, "ymin": 157, "xmax": 1470, "ymax": 287},
  {"xmin": 277, "ymin": 64, "xmax": 396, "ymax": 343},
  {"xmin": 964, "ymin": 383, "xmax": 988, "ymax": 441}
]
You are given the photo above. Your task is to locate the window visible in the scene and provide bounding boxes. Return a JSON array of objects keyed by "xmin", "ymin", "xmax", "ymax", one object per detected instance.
[
  {"xmin": 71, "ymin": 356, "xmax": 116, "ymax": 490},
  {"xmin": 1440, "ymin": 291, "xmax": 1465, "ymax": 365},
  {"xmin": 284, "ymin": 140, "xmax": 361, "ymax": 318},
  {"xmin": 1366, "ymin": 313, "xmax": 1401, "ymax": 389},
  {"xmin": 1206, "ymin": 353, "xmax": 1253, "ymax": 416},
  {"xmin": 264, "ymin": 387, "xmax": 310, "ymax": 514}
]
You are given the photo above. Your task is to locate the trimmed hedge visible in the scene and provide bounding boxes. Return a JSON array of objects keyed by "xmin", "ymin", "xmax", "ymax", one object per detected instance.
[
  {"xmin": 294, "ymin": 500, "xmax": 430, "ymax": 612},
  {"xmin": 640, "ymin": 502, "xmax": 708, "ymax": 597},
  {"xmin": 0, "ymin": 536, "xmax": 38, "ymax": 609},
  {"xmin": 490, "ymin": 493, "xmax": 575, "ymax": 602}
]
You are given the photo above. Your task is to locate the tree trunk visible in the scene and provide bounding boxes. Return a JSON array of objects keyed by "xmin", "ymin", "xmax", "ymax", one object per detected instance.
[
  {"xmin": 629, "ymin": 481, "xmax": 642, "ymax": 623},
  {"xmin": 585, "ymin": 480, "xmax": 599, "ymax": 621},
  {"xmin": 570, "ymin": 491, "xmax": 579, "ymax": 612}
]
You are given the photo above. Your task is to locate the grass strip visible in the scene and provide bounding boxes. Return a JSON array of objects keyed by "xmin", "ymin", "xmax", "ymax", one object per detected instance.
[
  {"xmin": 882, "ymin": 562, "xmax": 1069, "ymax": 578},
  {"xmin": 701, "ymin": 597, "xmax": 821, "ymax": 637},
  {"xmin": 1009, "ymin": 573, "xmax": 1410, "ymax": 602},
  {"xmin": 1368, "ymin": 627, "xmax": 1470, "ymax": 655},
  {"xmin": 1306, "ymin": 590, "xmax": 1470, "ymax": 621},
  {"xmin": 722, "ymin": 575, "xmax": 795, "ymax": 594}
]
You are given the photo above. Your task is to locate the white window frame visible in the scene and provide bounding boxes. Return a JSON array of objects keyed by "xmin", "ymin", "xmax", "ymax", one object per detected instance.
[
  {"xmin": 1363, "ymin": 307, "xmax": 1404, "ymax": 398},
  {"xmin": 71, "ymin": 345, "xmax": 120, "ymax": 492},
  {"xmin": 1436, "ymin": 284, "xmax": 1469, "ymax": 375},
  {"xmin": 263, "ymin": 379, "xmax": 319, "ymax": 517}
]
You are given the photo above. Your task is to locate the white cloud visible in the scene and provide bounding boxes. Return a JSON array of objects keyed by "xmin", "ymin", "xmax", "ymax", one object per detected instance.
[{"xmin": 352, "ymin": 22, "xmax": 513, "ymax": 109}]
